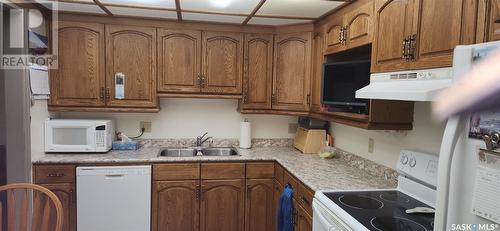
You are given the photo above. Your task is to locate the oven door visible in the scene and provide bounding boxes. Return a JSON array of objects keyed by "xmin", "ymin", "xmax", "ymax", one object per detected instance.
[
  {"xmin": 313, "ymin": 199, "xmax": 352, "ymax": 231},
  {"xmin": 45, "ymin": 121, "xmax": 96, "ymax": 152}
]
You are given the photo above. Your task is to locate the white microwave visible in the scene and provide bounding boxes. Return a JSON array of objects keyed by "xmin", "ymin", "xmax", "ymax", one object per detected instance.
[{"xmin": 44, "ymin": 119, "xmax": 115, "ymax": 153}]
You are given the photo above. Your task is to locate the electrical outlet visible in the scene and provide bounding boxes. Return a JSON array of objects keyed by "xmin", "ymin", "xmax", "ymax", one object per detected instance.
[
  {"xmin": 368, "ymin": 138, "xmax": 374, "ymax": 153},
  {"xmin": 288, "ymin": 123, "xmax": 298, "ymax": 134},
  {"xmin": 140, "ymin": 121, "xmax": 152, "ymax": 133}
]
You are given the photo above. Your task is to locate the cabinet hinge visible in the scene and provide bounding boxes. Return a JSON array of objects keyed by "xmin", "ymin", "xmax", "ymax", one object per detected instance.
[{"xmin": 408, "ymin": 34, "xmax": 417, "ymax": 61}]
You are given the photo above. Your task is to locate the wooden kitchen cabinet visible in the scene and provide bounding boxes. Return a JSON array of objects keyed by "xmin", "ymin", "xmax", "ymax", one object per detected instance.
[
  {"xmin": 200, "ymin": 179, "xmax": 245, "ymax": 231},
  {"xmin": 33, "ymin": 165, "xmax": 76, "ymax": 231},
  {"xmin": 152, "ymin": 181, "xmax": 200, "ymax": 231},
  {"xmin": 371, "ymin": 0, "xmax": 417, "ymax": 72},
  {"xmin": 294, "ymin": 201, "xmax": 313, "ymax": 231},
  {"xmin": 372, "ymin": 0, "xmax": 472, "ymax": 72},
  {"xmin": 324, "ymin": 0, "xmax": 373, "ymax": 55},
  {"xmin": 157, "ymin": 29, "xmax": 202, "ymax": 93},
  {"xmin": 273, "ymin": 32, "xmax": 312, "ymax": 112},
  {"xmin": 311, "ymin": 30, "xmax": 325, "ymax": 112},
  {"xmin": 49, "ymin": 21, "xmax": 105, "ymax": 107},
  {"xmin": 411, "ymin": 0, "xmax": 466, "ymax": 69},
  {"xmin": 241, "ymin": 33, "xmax": 274, "ymax": 110},
  {"xmin": 39, "ymin": 183, "xmax": 76, "ymax": 231},
  {"xmin": 245, "ymin": 179, "xmax": 275, "ymax": 231},
  {"xmin": 344, "ymin": 0, "xmax": 373, "ymax": 49},
  {"xmin": 201, "ymin": 31, "xmax": 243, "ymax": 95},
  {"xmin": 105, "ymin": 25, "xmax": 157, "ymax": 108},
  {"xmin": 325, "ymin": 16, "xmax": 345, "ymax": 54},
  {"xmin": 486, "ymin": 0, "xmax": 500, "ymax": 41}
]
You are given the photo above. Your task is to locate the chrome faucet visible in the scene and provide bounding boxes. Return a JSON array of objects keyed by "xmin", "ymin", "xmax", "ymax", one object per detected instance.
[{"xmin": 196, "ymin": 132, "xmax": 213, "ymax": 147}]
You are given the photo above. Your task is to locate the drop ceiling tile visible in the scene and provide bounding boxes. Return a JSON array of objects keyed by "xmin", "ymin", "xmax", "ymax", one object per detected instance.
[
  {"xmin": 248, "ymin": 17, "xmax": 311, "ymax": 26},
  {"xmin": 108, "ymin": 6, "xmax": 178, "ymax": 19},
  {"xmin": 257, "ymin": 0, "xmax": 345, "ymax": 18},
  {"xmin": 182, "ymin": 12, "xmax": 246, "ymax": 24},
  {"xmin": 48, "ymin": 2, "xmax": 106, "ymax": 14},
  {"xmin": 181, "ymin": 0, "xmax": 260, "ymax": 14},
  {"xmin": 100, "ymin": 0, "xmax": 176, "ymax": 9}
]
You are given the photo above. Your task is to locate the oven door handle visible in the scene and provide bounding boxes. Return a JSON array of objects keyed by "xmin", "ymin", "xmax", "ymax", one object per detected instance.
[{"xmin": 313, "ymin": 202, "xmax": 334, "ymax": 230}]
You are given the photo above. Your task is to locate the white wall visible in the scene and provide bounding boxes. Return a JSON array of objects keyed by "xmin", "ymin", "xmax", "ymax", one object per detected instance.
[
  {"xmin": 330, "ymin": 102, "xmax": 445, "ymax": 169},
  {"xmin": 30, "ymin": 98, "xmax": 298, "ymax": 159}
]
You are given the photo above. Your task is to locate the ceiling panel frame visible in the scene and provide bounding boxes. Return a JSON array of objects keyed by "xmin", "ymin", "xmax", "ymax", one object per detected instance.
[{"xmin": 50, "ymin": 0, "xmax": 348, "ymax": 26}]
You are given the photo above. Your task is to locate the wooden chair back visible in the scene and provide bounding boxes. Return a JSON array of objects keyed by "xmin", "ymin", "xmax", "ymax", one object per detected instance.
[{"xmin": 0, "ymin": 183, "xmax": 63, "ymax": 231}]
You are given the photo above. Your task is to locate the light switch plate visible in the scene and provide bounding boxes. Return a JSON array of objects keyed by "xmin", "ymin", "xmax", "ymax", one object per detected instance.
[{"xmin": 140, "ymin": 121, "xmax": 152, "ymax": 133}]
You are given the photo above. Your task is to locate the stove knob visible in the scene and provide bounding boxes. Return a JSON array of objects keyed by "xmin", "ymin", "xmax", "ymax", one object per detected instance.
[
  {"xmin": 401, "ymin": 155, "xmax": 409, "ymax": 165},
  {"xmin": 409, "ymin": 158, "xmax": 416, "ymax": 167}
]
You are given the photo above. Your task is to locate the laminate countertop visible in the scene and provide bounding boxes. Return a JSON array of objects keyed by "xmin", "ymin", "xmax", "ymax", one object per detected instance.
[{"xmin": 33, "ymin": 144, "xmax": 397, "ymax": 192}]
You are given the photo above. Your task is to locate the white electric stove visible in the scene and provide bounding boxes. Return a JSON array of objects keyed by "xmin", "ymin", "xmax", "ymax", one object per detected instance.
[{"xmin": 313, "ymin": 150, "xmax": 439, "ymax": 231}]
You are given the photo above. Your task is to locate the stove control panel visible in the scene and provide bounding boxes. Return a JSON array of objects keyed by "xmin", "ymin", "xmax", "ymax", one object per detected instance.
[{"xmin": 397, "ymin": 150, "xmax": 438, "ymax": 187}]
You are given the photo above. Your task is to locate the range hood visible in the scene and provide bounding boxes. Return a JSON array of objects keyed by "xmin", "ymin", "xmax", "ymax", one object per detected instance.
[{"xmin": 356, "ymin": 67, "xmax": 453, "ymax": 101}]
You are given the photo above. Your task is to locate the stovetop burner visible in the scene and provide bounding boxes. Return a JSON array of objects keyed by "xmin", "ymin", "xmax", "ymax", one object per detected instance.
[
  {"xmin": 339, "ymin": 195, "xmax": 384, "ymax": 209},
  {"xmin": 323, "ymin": 190, "xmax": 434, "ymax": 231},
  {"xmin": 371, "ymin": 216, "xmax": 427, "ymax": 231},
  {"xmin": 379, "ymin": 191, "xmax": 410, "ymax": 203}
]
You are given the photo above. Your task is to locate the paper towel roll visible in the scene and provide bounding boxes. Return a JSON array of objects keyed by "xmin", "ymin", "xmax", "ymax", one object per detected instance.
[{"xmin": 240, "ymin": 120, "xmax": 251, "ymax": 149}]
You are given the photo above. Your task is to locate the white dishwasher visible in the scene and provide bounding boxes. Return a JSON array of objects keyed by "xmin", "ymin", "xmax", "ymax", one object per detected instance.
[{"xmin": 77, "ymin": 166, "xmax": 151, "ymax": 231}]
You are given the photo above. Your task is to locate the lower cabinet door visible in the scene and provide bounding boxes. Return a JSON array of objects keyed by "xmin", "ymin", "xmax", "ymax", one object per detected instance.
[
  {"xmin": 200, "ymin": 179, "xmax": 245, "ymax": 231},
  {"xmin": 245, "ymin": 179, "xmax": 274, "ymax": 231},
  {"xmin": 153, "ymin": 181, "xmax": 200, "ymax": 231},
  {"xmin": 295, "ymin": 202, "xmax": 313, "ymax": 231},
  {"xmin": 273, "ymin": 181, "xmax": 284, "ymax": 231},
  {"xmin": 39, "ymin": 183, "xmax": 76, "ymax": 231}
]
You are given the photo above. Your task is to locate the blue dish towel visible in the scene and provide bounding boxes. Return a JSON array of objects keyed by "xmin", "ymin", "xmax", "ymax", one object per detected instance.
[{"xmin": 277, "ymin": 184, "xmax": 294, "ymax": 231}]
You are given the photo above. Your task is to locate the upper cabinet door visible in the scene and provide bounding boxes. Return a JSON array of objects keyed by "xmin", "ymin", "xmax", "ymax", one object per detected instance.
[
  {"xmin": 50, "ymin": 21, "xmax": 105, "ymax": 107},
  {"xmin": 202, "ymin": 31, "xmax": 243, "ymax": 95},
  {"xmin": 273, "ymin": 32, "xmax": 312, "ymax": 112},
  {"xmin": 487, "ymin": 0, "xmax": 500, "ymax": 41},
  {"xmin": 324, "ymin": 17, "xmax": 345, "ymax": 54},
  {"xmin": 311, "ymin": 31, "xmax": 324, "ymax": 112},
  {"xmin": 412, "ymin": 0, "xmax": 464, "ymax": 69},
  {"xmin": 241, "ymin": 33, "xmax": 273, "ymax": 110},
  {"xmin": 158, "ymin": 29, "xmax": 202, "ymax": 93},
  {"xmin": 345, "ymin": 0, "xmax": 373, "ymax": 49},
  {"xmin": 371, "ymin": 0, "xmax": 417, "ymax": 73},
  {"xmin": 105, "ymin": 25, "xmax": 157, "ymax": 108}
]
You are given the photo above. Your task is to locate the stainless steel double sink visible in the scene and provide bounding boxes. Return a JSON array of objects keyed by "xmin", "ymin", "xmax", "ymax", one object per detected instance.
[{"xmin": 158, "ymin": 147, "xmax": 239, "ymax": 157}]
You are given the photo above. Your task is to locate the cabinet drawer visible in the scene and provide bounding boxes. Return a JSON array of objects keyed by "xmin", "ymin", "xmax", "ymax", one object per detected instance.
[
  {"xmin": 246, "ymin": 162, "xmax": 274, "ymax": 179},
  {"xmin": 274, "ymin": 164, "xmax": 284, "ymax": 185},
  {"xmin": 283, "ymin": 171, "xmax": 299, "ymax": 192},
  {"xmin": 201, "ymin": 163, "xmax": 245, "ymax": 179},
  {"xmin": 297, "ymin": 183, "xmax": 314, "ymax": 215},
  {"xmin": 34, "ymin": 165, "xmax": 75, "ymax": 183},
  {"xmin": 153, "ymin": 163, "xmax": 200, "ymax": 180}
]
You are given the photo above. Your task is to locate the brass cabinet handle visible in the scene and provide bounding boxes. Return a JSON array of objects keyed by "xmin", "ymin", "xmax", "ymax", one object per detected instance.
[
  {"xmin": 197, "ymin": 73, "xmax": 202, "ymax": 88},
  {"xmin": 301, "ymin": 196, "xmax": 310, "ymax": 205},
  {"xmin": 100, "ymin": 87, "xmax": 105, "ymax": 102},
  {"xmin": 402, "ymin": 37, "xmax": 408, "ymax": 60},
  {"xmin": 195, "ymin": 185, "xmax": 200, "ymax": 199},
  {"xmin": 243, "ymin": 93, "xmax": 248, "ymax": 103},
  {"xmin": 408, "ymin": 34, "xmax": 417, "ymax": 61},
  {"xmin": 200, "ymin": 75, "xmax": 206, "ymax": 88},
  {"xmin": 47, "ymin": 173, "xmax": 65, "ymax": 177},
  {"xmin": 271, "ymin": 94, "xmax": 277, "ymax": 104},
  {"xmin": 342, "ymin": 26, "xmax": 347, "ymax": 45},
  {"xmin": 307, "ymin": 94, "xmax": 311, "ymax": 105},
  {"xmin": 339, "ymin": 28, "xmax": 343, "ymax": 45},
  {"xmin": 105, "ymin": 88, "xmax": 110, "ymax": 101}
]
